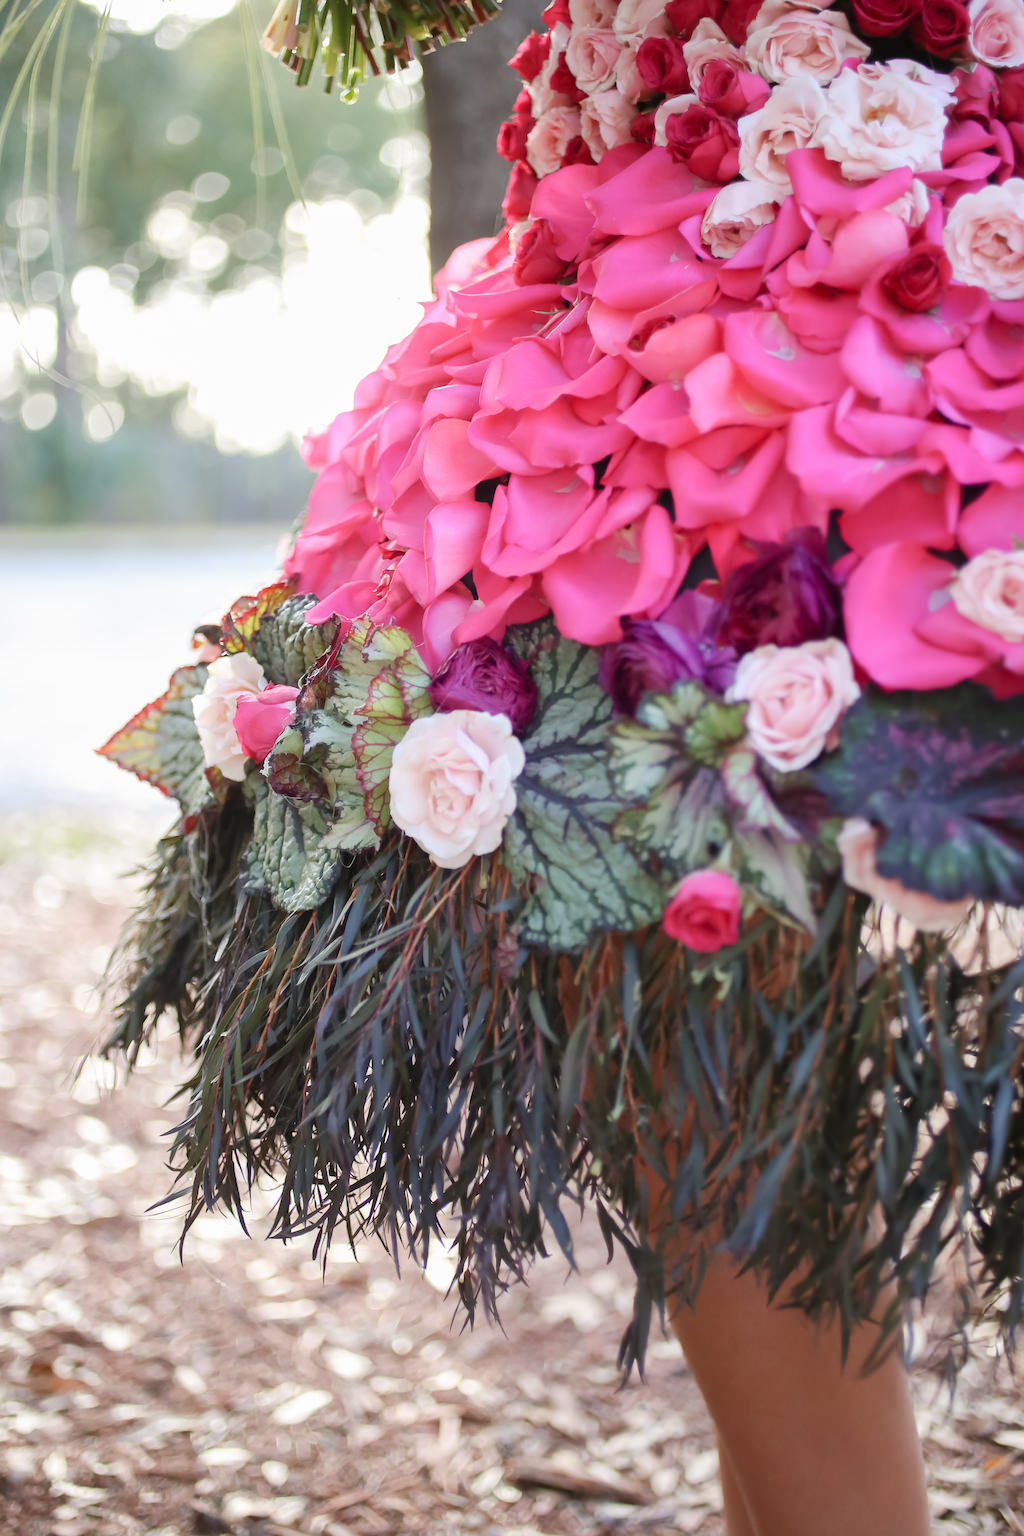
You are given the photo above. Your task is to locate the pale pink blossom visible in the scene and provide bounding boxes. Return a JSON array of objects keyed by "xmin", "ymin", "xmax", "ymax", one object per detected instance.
[
  {"xmin": 388, "ymin": 709, "xmax": 525, "ymax": 868},
  {"xmin": 943, "ymin": 180, "xmax": 1024, "ymax": 300},
  {"xmin": 569, "ymin": 0, "xmax": 618, "ymax": 27},
  {"xmin": 615, "ymin": 40, "xmax": 648, "ymax": 102},
  {"xmin": 968, "ymin": 0, "xmax": 1024, "ymax": 68},
  {"xmin": 745, "ymin": 8, "xmax": 869, "ymax": 85},
  {"xmin": 613, "ymin": 0, "xmax": 672, "ymax": 45},
  {"xmin": 727, "ymin": 638, "xmax": 860, "ymax": 772},
  {"xmin": 682, "ymin": 19, "xmax": 744, "ymax": 87},
  {"xmin": 838, "ymin": 819, "xmax": 974, "ymax": 933},
  {"xmin": 737, "ymin": 74, "xmax": 826, "ymax": 190},
  {"xmin": 950, "ymin": 548, "xmax": 1024, "ymax": 641},
  {"xmin": 581, "ymin": 87, "xmax": 637, "ymax": 158},
  {"xmin": 654, "ymin": 90, "xmax": 700, "ymax": 145},
  {"xmin": 749, "ymin": 0, "xmax": 832, "ymax": 25},
  {"xmin": 884, "ymin": 178, "xmax": 931, "ymax": 227},
  {"xmin": 526, "ymin": 105, "xmax": 584, "ymax": 176},
  {"xmin": 566, "ymin": 26, "xmax": 622, "ymax": 94},
  {"xmin": 192, "ymin": 652, "xmax": 267, "ymax": 782},
  {"xmin": 701, "ymin": 177, "xmax": 783, "ymax": 255},
  {"xmin": 814, "ymin": 63, "xmax": 949, "ymax": 182}
]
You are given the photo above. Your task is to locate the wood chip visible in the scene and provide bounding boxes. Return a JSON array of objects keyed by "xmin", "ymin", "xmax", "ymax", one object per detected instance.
[{"xmin": 505, "ymin": 1455, "xmax": 653, "ymax": 1505}]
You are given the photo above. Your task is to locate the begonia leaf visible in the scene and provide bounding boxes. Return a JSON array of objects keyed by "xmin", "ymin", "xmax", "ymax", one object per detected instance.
[
  {"xmin": 732, "ymin": 829, "xmax": 816, "ymax": 930},
  {"xmin": 221, "ymin": 581, "xmax": 293, "ymax": 654},
  {"xmin": 98, "ymin": 664, "xmax": 210, "ymax": 813},
  {"xmin": 246, "ymin": 595, "xmax": 340, "ymax": 687},
  {"xmin": 813, "ymin": 683, "xmax": 1024, "ymax": 904},
  {"xmin": 246, "ymin": 776, "xmax": 344, "ymax": 913}
]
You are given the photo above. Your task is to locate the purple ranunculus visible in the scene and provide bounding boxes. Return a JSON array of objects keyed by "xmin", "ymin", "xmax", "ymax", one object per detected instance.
[
  {"xmin": 720, "ymin": 531, "xmax": 842, "ymax": 656},
  {"xmin": 429, "ymin": 638, "xmax": 538, "ymax": 736},
  {"xmin": 599, "ymin": 592, "xmax": 737, "ymax": 716}
]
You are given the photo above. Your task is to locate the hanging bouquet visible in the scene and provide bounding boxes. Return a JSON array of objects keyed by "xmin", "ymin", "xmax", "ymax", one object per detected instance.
[{"xmin": 103, "ymin": 0, "xmax": 1024, "ymax": 1367}]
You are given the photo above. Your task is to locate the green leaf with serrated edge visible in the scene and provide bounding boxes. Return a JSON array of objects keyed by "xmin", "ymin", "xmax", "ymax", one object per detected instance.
[
  {"xmin": 98, "ymin": 664, "xmax": 211, "ymax": 814},
  {"xmin": 246, "ymin": 595, "xmax": 340, "ymax": 687},
  {"xmin": 733, "ymin": 829, "xmax": 816, "ymax": 930},
  {"xmin": 684, "ymin": 697, "xmax": 747, "ymax": 768},
  {"xmin": 246, "ymin": 775, "xmax": 344, "ymax": 912},
  {"xmin": 721, "ymin": 744, "xmax": 800, "ymax": 841},
  {"xmin": 221, "ymin": 581, "xmax": 293, "ymax": 654},
  {"xmin": 265, "ymin": 705, "xmax": 377, "ymax": 852},
  {"xmin": 500, "ymin": 622, "xmax": 663, "ymax": 950},
  {"xmin": 352, "ymin": 643, "xmax": 432, "ymax": 834}
]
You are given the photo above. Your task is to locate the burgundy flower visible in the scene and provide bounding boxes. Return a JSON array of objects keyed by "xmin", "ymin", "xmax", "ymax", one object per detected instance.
[
  {"xmin": 636, "ymin": 35, "xmax": 691, "ymax": 96},
  {"xmin": 881, "ymin": 244, "xmax": 952, "ymax": 312},
  {"xmin": 599, "ymin": 594, "xmax": 737, "ymax": 716},
  {"xmin": 720, "ymin": 532, "xmax": 842, "ymax": 655},
  {"xmin": 851, "ymin": 0, "xmax": 921, "ymax": 36},
  {"xmin": 513, "ymin": 219, "xmax": 568, "ymax": 286},
  {"xmin": 717, "ymin": 0, "xmax": 763, "ymax": 44},
  {"xmin": 664, "ymin": 105, "xmax": 740, "ymax": 183},
  {"xmin": 631, "ymin": 111, "xmax": 658, "ymax": 145},
  {"xmin": 429, "ymin": 639, "xmax": 538, "ymax": 736},
  {"xmin": 697, "ymin": 59, "xmax": 771, "ymax": 118},
  {"xmin": 509, "ymin": 30, "xmax": 550, "ymax": 83},
  {"xmin": 665, "ymin": 0, "xmax": 724, "ymax": 38},
  {"xmin": 912, "ymin": 0, "xmax": 969, "ymax": 55}
]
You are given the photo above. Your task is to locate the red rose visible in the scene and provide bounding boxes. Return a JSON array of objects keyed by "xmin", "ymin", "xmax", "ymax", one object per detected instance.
[
  {"xmin": 636, "ymin": 35, "xmax": 691, "ymax": 95},
  {"xmin": 631, "ymin": 110, "xmax": 658, "ymax": 145},
  {"xmin": 662, "ymin": 870, "xmax": 741, "ymax": 952},
  {"xmin": 561, "ymin": 134, "xmax": 596, "ymax": 167},
  {"xmin": 664, "ymin": 105, "xmax": 740, "ymax": 183},
  {"xmin": 999, "ymin": 67, "xmax": 1024, "ymax": 122},
  {"xmin": 851, "ymin": 0, "xmax": 921, "ymax": 35},
  {"xmin": 665, "ymin": 0, "xmax": 723, "ymax": 37},
  {"xmin": 509, "ymin": 30, "xmax": 550, "ymax": 83},
  {"xmin": 954, "ymin": 63, "xmax": 999, "ymax": 122},
  {"xmin": 880, "ymin": 244, "xmax": 952, "ymax": 312},
  {"xmin": 542, "ymin": 0, "xmax": 570, "ymax": 26},
  {"xmin": 912, "ymin": 0, "xmax": 969, "ymax": 55},
  {"xmin": 512, "ymin": 216, "xmax": 569, "ymax": 284},
  {"xmin": 549, "ymin": 54, "xmax": 586, "ymax": 104},
  {"xmin": 717, "ymin": 0, "xmax": 762, "ymax": 44},
  {"xmin": 497, "ymin": 115, "xmax": 532, "ymax": 163},
  {"xmin": 697, "ymin": 59, "xmax": 771, "ymax": 118},
  {"xmin": 502, "ymin": 161, "xmax": 538, "ymax": 222}
]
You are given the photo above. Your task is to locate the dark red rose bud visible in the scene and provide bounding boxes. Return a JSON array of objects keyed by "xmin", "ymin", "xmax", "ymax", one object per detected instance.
[
  {"xmin": 851, "ymin": 0, "xmax": 921, "ymax": 36},
  {"xmin": 542, "ymin": 0, "xmax": 570, "ymax": 26},
  {"xmin": 503, "ymin": 160, "xmax": 538, "ymax": 222},
  {"xmin": 717, "ymin": 0, "xmax": 762, "ymax": 44},
  {"xmin": 664, "ymin": 105, "xmax": 740, "ymax": 183},
  {"xmin": 497, "ymin": 115, "xmax": 532, "ymax": 163},
  {"xmin": 666, "ymin": 0, "xmax": 724, "ymax": 37},
  {"xmin": 549, "ymin": 54, "xmax": 586, "ymax": 104},
  {"xmin": 999, "ymin": 67, "xmax": 1024, "ymax": 122},
  {"xmin": 912, "ymin": 0, "xmax": 969, "ymax": 55},
  {"xmin": 881, "ymin": 244, "xmax": 952, "ymax": 312},
  {"xmin": 721, "ymin": 531, "xmax": 842, "ymax": 655},
  {"xmin": 630, "ymin": 110, "xmax": 658, "ymax": 145},
  {"xmin": 698, "ymin": 58, "xmax": 771, "ymax": 117},
  {"xmin": 636, "ymin": 35, "xmax": 691, "ymax": 95},
  {"xmin": 561, "ymin": 134, "xmax": 596, "ymax": 167},
  {"xmin": 509, "ymin": 30, "xmax": 550, "ymax": 83},
  {"xmin": 429, "ymin": 639, "xmax": 538, "ymax": 736},
  {"xmin": 513, "ymin": 219, "xmax": 568, "ymax": 285},
  {"xmin": 513, "ymin": 88, "xmax": 533, "ymax": 119}
]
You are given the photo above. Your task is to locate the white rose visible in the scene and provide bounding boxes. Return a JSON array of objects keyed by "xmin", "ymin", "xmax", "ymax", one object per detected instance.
[
  {"xmin": 701, "ymin": 177, "xmax": 783, "ymax": 255},
  {"xmin": 388, "ymin": 710, "xmax": 526, "ymax": 869},
  {"xmin": 837, "ymin": 818, "xmax": 974, "ymax": 933},
  {"xmin": 745, "ymin": 9, "xmax": 869, "ymax": 86},
  {"xmin": 969, "ymin": 0, "xmax": 1024, "ymax": 68},
  {"xmin": 726, "ymin": 638, "xmax": 861, "ymax": 772},
  {"xmin": 943, "ymin": 180, "xmax": 1024, "ymax": 300},
  {"xmin": 951, "ymin": 547, "xmax": 1024, "ymax": 641},
  {"xmin": 814, "ymin": 63, "xmax": 949, "ymax": 182},
  {"xmin": 682, "ymin": 19, "xmax": 744, "ymax": 89},
  {"xmin": 738, "ymin": 74, "xmax": 827, "ymax": 191},
  {"xmin": 192, "ymin": 652, "xmax": 267, "ymax": 782}
]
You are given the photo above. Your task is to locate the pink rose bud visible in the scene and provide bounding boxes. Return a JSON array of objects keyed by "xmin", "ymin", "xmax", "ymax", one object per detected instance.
[
  {"xmin": 662, "ymin": 870, "xmax": 742, "ymax": 952},
  {"xmin": 636, "ymin": 34, "xmax": 691, "ymax": 95},
  {"xmin": 503, "ymin": 161, "xmax": 539, "ymax": 222},
  {"xmin": 509, "ymin": 30, "xmax": 551, "ymax": 82},
  {"xmin": 513, "ymin": 218, "xmax": 569, "ymax": 286},
  {"xmin": 233, "ymin": 683, "xmax": 300, "ymax": 765},
  {"xmin": 698, "ymin": 59, "xmax": 771, "ymax": 117}
]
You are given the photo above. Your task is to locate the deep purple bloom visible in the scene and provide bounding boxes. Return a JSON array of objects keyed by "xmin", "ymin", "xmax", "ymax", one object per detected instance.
[
  {"xmin": 720, "ymin": 531, "xmax": 842, "ymax": 656},
  {"xmin": 429, "ymin": 638, "xmax": 538, "ymax": 736},
  {"xmin": 599, "ymin": 592, "xmax": 737, "ymax": 716}
]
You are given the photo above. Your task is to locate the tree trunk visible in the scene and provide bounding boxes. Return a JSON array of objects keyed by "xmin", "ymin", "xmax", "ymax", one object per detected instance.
[{"xmin": 421, "ymin": 0, "xmax": 545, "ymax": 274}]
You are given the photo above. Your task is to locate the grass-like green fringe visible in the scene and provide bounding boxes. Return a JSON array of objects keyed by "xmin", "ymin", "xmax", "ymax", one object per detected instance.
[{"xmin": 105, "ymin": 808, "xmax": 1024, "ymax": 1373}]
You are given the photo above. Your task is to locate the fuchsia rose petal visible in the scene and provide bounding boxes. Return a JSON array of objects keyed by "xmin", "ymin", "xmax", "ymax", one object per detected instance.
[
  {"xmin": 423, "ymin": 500, "xmax": 491, "ymax": 596},
  {"xmin": 841, "ymin": 470, "xmax": 960, "ymax": 555},
  {"xmin": 482, "ymin": 468, "xmax": 601, "ymax": 576},
  {"xmin": 618, "ymin": 381, "xmax": 700, "ymax": 447},
  {"xmin": 839, "ymin": 316, "xmax": 933, "ymax": 417},
  {"xmin": 588, "ymin": 226, "xmax": 715, "ymax": 311},
  {"xmin": 541, "ymin": 503, "xmax": 688, "ymax": 644},
  {"xmin": 844, "ymin": 543, "xmax": 981, "ymax": 690},
  {"xmin": 584, "ymin": 146, "xmax": 712, "ymax": 236},
  {"xmin": 786, "ymin": 404, "xmax": 923, "ymax": 513},
  {"xmin": 530, "ymin": 163, "xmax": 603, "ymax": 259},
  {"xmin": 683, "ymin": 352, "xmax": 791, "ymax": 433},
  {"xmin": 420, "ymin": 418, "xmax": 500, "ymax": 501},
  {"xmin": 786, "ymin": 148, "xmax": 913, "ymax": 223},
  {"xmin": 669, "ymin": 430, "xmax": 786, "ymax": 528},
  {"xmin": 234, "ymin": 685, "xmax": 300, "ymax": 765},
  {"xmin": 417, "ymin": 587, "xmax": 479, "ymax": 671},
  {"xmin": 724, "ymin": 310, "xmax": 846, "ymax": 409},
  {"xmin": 453, "ymin": 572, "xmax": 547, "ymax": 645},
  {"xmin": 306, "ymin": 579, "xmax": 383, "ymax": 627},
  {"xmin": 957, "ymin": 483, "xmax": 1024, "ymax": 555}
]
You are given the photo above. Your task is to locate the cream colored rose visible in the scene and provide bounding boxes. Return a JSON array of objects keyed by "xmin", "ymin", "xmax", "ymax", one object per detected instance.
[
  {"xmin": 969, "ymin": 0, "xmax": 1024, "ymax": 68},
  {"xmin": 613, "ymin": 0, "xmax": 672, "ymax": 44},
  {"xmin": 701, "ymin": 177, "xmax": 783, "ymax": 256},
  {"xmin": 388, "ymin": 710, "xmax": 526, "ymax": 869},
  {"xmin": 814, "ymin": 62, "xmax": 949, "ymax": 182},
  {"xmin": 581, "ymin": 87, "xmax": 637, "ymax": 159},
  {"xmin": 682, "ymin": 19, "xmax": 744, "ymax": 89},
  {"xmin": 738, "ymin": 75, "xmax": 826, "ymax": 191},
  {"xmin": 727, "ymin": 638, "xmax": 861, "ymax": 772},
  {"xmin": 943, "ymin": 181, "xmax": 1024, "ymax": 301},
  {"xmin": 950, "ymin": 547, "xmax": 1024, "ymax": 641},
  {"xmin": 192, "ymin": 652, "xmax": 267, "ymax": 782},
  {"xmin": 745, "ymin": 9, "xmax": 869, "ymax": 85},
  {"xmin": 526, "ymin": 105, "xmax": 583, "ymax": 177},
  {"xmin": 837, "ymin": 818, "xmax": 974, "ymax": 933},
  {"xmin": 566, "ymin": 27, "xmax": 621, "ymax": 94}
]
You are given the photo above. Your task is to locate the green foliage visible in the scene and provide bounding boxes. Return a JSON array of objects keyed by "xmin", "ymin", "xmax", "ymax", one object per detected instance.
[
  {"xmin": 350, "ymin": 628, "xmax": 432, "ymax": 833},
  {"xmin": 222, "ymin": 585, "xmax": 339, "ymax": 685},
  {"xmin": 97, "ymin": 662, "xmax": 211, "ymax": 813},
  {"xmin": 247, "ymin": 773, "xmax": 344, "ymax": 911}
]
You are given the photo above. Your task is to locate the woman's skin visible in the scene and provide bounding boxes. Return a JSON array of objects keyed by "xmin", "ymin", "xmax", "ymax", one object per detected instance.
[{"xmin": 658, "ymin": 1241, "xmax": 933, "ymax": 1536}]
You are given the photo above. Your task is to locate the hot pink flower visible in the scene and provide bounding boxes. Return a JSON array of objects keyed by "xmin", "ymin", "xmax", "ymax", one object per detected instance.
[
  {"xmin": 662, "ymin": 869, "xmax": 741, "ymax": 951},
  {"xmin": 233, "ymin": 683, "xmax": 300, "ymax": 765}
]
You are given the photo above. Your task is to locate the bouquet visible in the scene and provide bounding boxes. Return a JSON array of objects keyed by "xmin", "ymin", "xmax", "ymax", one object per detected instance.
[{"xmin": 103, "ymin": 0, "xmax": 1024, "ymax": 1368}]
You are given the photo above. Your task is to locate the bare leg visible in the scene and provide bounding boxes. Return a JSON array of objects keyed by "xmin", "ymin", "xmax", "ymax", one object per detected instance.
[{"xmin": 663, "ymin": 1247, "xmax": 932, "ymax": 1536}]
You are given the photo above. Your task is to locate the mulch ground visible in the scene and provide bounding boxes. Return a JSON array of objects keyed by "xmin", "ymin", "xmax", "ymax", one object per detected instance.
[{"xmin": 1, "ymin": 811, "xmax": 1022, "ymax": 1536}]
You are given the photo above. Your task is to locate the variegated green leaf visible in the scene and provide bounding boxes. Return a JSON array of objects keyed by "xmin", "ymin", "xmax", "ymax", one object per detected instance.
[
  {"xmin": 733, "ymin": 829, "xmax": 816, "ymax": 930},
  {"xmin": 98, "ymin": 664, "xmax": 211, "ymax": 814},
  {"xmin": 246, "ymin": 776, "xmax": 344, "ymax": 912}
]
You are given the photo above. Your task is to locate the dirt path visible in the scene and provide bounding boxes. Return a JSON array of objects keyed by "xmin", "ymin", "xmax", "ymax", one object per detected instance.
[{"xmin": 1, "ymin": 813, "xmax": 1022, "ymax": 1536}]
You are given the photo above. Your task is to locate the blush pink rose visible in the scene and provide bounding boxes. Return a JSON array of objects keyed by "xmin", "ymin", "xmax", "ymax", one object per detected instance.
[
  {"xmin": 837, "ymin": 818, "xmax": 974, "ymax": 931},
  {"xmin": 950, "ymin": 547, "xmax": 1024, "ymax": 641},
  {"xmin": 614, "ymin": 0, "xmax": 673, "ymax": 44},
  {"xmin": 615, "ymin": 41, "xmax": 649, "ymax": 101},
  {"xmin": 662, "ymin": 869, "xmax": 742, "ymax": 951},
  {"xmin": 943, "ymin": 180, "xmax": 1024, "ymax": 300},
  {"xmin": 701, "ymin": 177, "xmax": 782, "ymax": 255},
  {"xmin": 527, "ymin": 106, "xmax": 584, "ymax": 176},
  {"xmin": 745, "ymin": 9, "xmax": 870, "ymax": 85},
  {"xmin": 388, "ymin": 709, "xmax": 526, "ymax": 869},
  {"xmin": 727, "ymin": 638, "xmax": 861, "ymax": 772},
  {"xmin": 968, "ymin": 0, "xmax": 1024, "ymax": 65},
  {"xmin": 682, "ymin": 17, "xmax": 744, "ymax": 86},
  {"xmin": 581, "ymin": 87, "xmax": 638, "ymax": 159},
  {"xmin": 569, "ymin": 0, "xmax": 618, "ymax": 26},
  {"xmin": 737, "ymin": 75, "xmax": 827, "ymax": 190},
  {"xmin": 192, "ymin": 652, "xmax": 268, "ymax": 782},
  {"xmin": 566, "ymin": 26, "xmax": 622, "ymax": 93},
  {"xmin": 814, "ymin": 62, "xmax": 951, "ymax": 181},
  {"xmin": 233, "ymin": 683, "xmax": 300, "ymax": 765}
]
